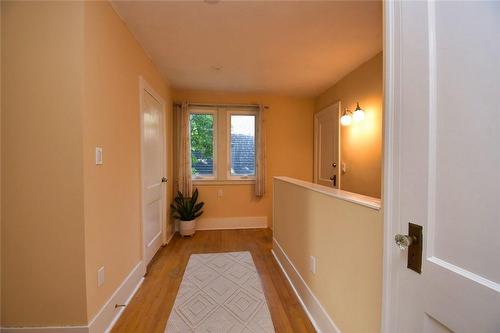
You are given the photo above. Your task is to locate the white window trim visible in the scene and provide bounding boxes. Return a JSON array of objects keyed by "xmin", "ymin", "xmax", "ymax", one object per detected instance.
[
  {"xmin": 226, "ymin": 110, "xmax": 258, "ymax": 181},
  {"xmin": 190, "ymin": 108, "xmax": 217, "ymax": 181}
]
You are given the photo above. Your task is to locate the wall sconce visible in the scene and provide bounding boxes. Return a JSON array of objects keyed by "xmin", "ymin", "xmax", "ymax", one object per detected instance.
[
  {"xmin": 340, "ymin": 102, "xmax": 365, "ymax": 126},
  {"xmin": 340, "ymin": 109, "xmax": 353, "ymax": 126}
]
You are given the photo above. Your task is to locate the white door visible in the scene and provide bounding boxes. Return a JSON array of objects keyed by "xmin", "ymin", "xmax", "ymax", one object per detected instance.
[
  {"xmin": 383, "ymin": 1, "xmax": 500, "ymax": 332},
  {"xmin": 140, "ymin": 78, "xmax": 167, "ymax": 267},
  {"xmin": 314, "ymin": 102, "xmax": 340, "ymax": 188}
]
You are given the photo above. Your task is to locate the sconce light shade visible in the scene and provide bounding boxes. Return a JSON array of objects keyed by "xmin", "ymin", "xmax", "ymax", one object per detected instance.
[
  {"xmin": 353, "ymin": 102, "xmax": 365, "ymax": 122},
  {"xmin": 340, "ymin": 112, "xmax": 353, "ymax": 126}
]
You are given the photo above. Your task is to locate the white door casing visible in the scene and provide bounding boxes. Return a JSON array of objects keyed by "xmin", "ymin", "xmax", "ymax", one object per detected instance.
[
  {"xmin": 314, "ymin": 102, "xmax": 340, "ymax": 188},
  {"xmin": 383, "ymin": 1, "xmax": 500, "ymax": 333},
  {"xmin": 140, "ymin": 77, "xmax": 167, "ymax": 268}
]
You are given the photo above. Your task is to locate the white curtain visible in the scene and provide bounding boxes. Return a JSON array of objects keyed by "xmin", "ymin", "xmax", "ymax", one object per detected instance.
[
  {"xmin": 177, "ymin": 101, "xmax": 192, "ymax": 197},
  {"xmin": 255, "ymin": 105, "xmax": 266, "ymax": 197}
]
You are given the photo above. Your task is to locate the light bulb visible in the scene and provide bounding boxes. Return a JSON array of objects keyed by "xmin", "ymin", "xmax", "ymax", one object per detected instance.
[
  {"xmin": 353, "ymin": 102, "xmax": 365, "ymax": 122},
  {"xmin": 353, "ymin": 109, "xmax": 365, "ymax": 122},
  {"xmin": 340, "ymin": 114, "xmax": 352, "ymax": 126}
]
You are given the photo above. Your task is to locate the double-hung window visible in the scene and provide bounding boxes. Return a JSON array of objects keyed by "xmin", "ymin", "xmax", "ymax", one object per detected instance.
[
  {"xmin": 189, "ymin": 106, "xmax": 258, "ymax": 182},
  {"xmin": 190, "ymin": 109, "xmax": 216, "ymax": 180}
]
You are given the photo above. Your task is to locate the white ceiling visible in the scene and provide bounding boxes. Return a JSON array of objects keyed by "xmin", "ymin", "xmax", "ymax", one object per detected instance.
[{"xmin": 111, "ymin": 1, "xmax": 382, "ymax": 97}]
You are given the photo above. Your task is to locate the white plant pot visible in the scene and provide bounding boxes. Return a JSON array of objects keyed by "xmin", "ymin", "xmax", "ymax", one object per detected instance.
[{"xmin": 179, "ymin": 219, "xmax": 197, "ymax": 237}]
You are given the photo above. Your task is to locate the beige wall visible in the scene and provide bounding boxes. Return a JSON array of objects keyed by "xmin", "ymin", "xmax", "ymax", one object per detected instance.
[
  {"xmin": 1, "ymin": 1, "xmax": 88, "ymax": 326},
  {"xmin": 172, "ymin": 89, "xmax": 314, "ymax": 226},
  {"xmin": 1, "ymin": 1, "xmax": 173, "ymax": 326},
  {"xmin": 316, "ymin": 53, "xmax": 383, "ymax": 198},
  {"xmin": 273, "ymin": 178, "xmax": 383, "ymax": 333},
  {"xmin": 83, "ymin": 1, "xmax": 173, "ymax": 321}
]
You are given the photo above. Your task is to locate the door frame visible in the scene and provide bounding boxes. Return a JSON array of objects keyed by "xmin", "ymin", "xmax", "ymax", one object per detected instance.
[
  {"xmin": 314, "ymin": 101, "xmax": 341, "ymax": 188},
  {"xmin": 139, "ymin": 76, "xmax": 167, "ymax": 265},
  {"xmin": 381, "ymin": 1, "xmax": 407, "ymax": 331}
]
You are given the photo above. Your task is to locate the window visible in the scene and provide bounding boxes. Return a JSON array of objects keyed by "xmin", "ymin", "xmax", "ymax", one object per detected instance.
[
  {"xmin": 188, "ymin": 107, "xmax": 258, "ymax": 182},
  {"xmin": 190, "ymin": 111, "xmax": 216, "ymax": 180},
  {"xmin": 228, "ymin": 113, "xmax": 256, "ymax": 179}
]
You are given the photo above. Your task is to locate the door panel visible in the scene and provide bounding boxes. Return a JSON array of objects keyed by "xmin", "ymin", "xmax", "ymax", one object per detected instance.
[
  {"xmin": 141, "ymin": 87, "xmax": 165, "ymax": 267},
  {"xmin": 385, "ymin": 1, "xmax": 500, "ymax": 332},
  {"xmin": 319, "ymin": 119, "xmax": 334, "ymax": 183},
  {"xmin": 144, "ymin": 198, "xmax": 161, "ymax": 247},
  {"xmin": 432, "ymin": 1, "xmax": 500, "ymax": 282},
  {"xmin": 314, "ymin": 102, "xmax": 340, "ymax": 188}
]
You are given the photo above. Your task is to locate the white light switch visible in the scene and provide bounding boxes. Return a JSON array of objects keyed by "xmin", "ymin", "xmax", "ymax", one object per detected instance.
[
  {"xmin": 217, "ymin": 188, "xmax": 223, "ymax": 198},
  {"xmin": 95, "ymin": 147, "xmax": 103, "ymax": 165},
  {"xmin": 97, "ymin": 266, "xmax": 105, "ymax": 287}
]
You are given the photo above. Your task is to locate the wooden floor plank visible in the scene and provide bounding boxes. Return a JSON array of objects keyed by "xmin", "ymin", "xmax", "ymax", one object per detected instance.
[{"xmin": 111, "ymin": 229, "xmax": 315, "ymax": 333}]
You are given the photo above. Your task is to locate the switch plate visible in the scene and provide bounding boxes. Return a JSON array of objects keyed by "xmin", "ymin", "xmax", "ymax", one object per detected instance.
[
  {"xmin": 97, "ymin": 266, "xmax": 105, "ymax": 287},
  {"xmin": 310, "ymin": 256, "xmax": 317, "ymax": 274},
  {"xmin": 95, "ymin": 147, "xmax": 103, "ymax": 165},
  {"xmin": 217, "ymin": 189, "xmax": 223, "ymax": 198},
  {"xmin": 341, "ymin": 162, "xmax": 347, "ymax": 173}
]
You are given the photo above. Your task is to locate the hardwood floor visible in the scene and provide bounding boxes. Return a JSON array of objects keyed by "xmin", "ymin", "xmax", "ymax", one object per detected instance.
[{"xmin": 111, "ymin": 229, "xmax": 315, "ymax": 333}]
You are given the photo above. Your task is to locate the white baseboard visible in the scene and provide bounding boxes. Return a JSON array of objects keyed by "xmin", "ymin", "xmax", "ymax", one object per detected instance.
[
  {"xmin": 88, "ymin": 261, "xmax": 145, "ymax": 333},
  {"xmin": 272, "ymin": 238, "xmax": 341, "ymax": 333},
  {"xmin": 196, "ymin": 216, "xmax": 267, "ymax": 230},
  {"xmin": 2, "ymin": 261, "xmax": 145, "ymax": 333},
  {"xmin": 2, "ymin": 327, "xmax": 88, "ymax": 333},
  {"xmin": 165, "ymin": 230, "xmax": 176, "ymax": 244}
]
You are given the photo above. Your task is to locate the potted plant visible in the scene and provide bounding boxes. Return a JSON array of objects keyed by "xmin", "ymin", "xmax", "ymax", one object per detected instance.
[{"xmin": 171, "ymin": 188, "xmax": 204, "ymax": 237}]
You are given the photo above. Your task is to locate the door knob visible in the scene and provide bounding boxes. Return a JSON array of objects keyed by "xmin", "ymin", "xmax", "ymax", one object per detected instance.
[
  {"xmin": 161, "ymin": 177, "xmax": 168, "ymax": 183},
  {"xmin": 332, "ymin": 163, "xmax": 337, "ymax": 168},
  {"xmin": 394, "ymin": 234, "xmax": 414, "ymax": 250},
  {"xmin": 395, "ymin": 223, "xmax": 423, "ymax": 274}
]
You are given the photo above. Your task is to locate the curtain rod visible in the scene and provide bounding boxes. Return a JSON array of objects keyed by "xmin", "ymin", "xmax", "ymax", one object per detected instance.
[{"xmin": 173, "ymin": 102, "xmax": 269, "ymax": 109}]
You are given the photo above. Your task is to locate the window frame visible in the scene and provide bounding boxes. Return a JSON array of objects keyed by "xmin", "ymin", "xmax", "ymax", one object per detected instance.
[
  {"xmin": 189, "ymin": 108, "xmax": 218, "ymax": 181},
  {"xmin": 226, "ymin": 110, "xmax": 258, "ymax": 181}
]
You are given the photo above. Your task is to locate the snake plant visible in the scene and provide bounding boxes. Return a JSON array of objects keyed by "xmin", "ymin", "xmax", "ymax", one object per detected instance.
[{"xmin": 170, "ymin": 188, "xmax": 204, "ymax": 221}]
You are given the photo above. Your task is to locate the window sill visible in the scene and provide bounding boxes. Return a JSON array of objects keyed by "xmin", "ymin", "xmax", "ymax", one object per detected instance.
[{"xmin": 193, "ymin": 179, "xmax": 256, "ymax": 186}]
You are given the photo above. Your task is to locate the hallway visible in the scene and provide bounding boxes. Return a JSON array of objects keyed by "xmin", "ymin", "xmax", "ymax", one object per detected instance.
[{"xmin": 111, "ymin": 229, "xmax": 315, "ymax": 333}]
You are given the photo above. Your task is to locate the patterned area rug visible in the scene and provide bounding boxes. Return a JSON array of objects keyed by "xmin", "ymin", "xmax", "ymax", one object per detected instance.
[{"xmin": 165, "ymin": 251, "xmax": 275, "ymax": 332}]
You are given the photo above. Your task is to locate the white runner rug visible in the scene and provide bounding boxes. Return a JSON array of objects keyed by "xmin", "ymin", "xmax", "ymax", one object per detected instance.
[{"xmin": 165, "ymin": 251, "xmax": 275, "ymax": 333}]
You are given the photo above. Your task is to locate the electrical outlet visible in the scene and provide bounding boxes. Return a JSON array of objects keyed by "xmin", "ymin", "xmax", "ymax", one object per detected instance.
[
  {"xmin": 310, "ymin": 256, "xmax": 317, "ymax": 274},
  {"xmin": 97, "ymin": 266, "xmax": 105, "ymax": 287}
]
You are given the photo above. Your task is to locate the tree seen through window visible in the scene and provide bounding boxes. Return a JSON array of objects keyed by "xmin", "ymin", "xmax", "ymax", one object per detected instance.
[{"xmin": 190, "ymin": 114, "xmax": 214, "ymax": 176}]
